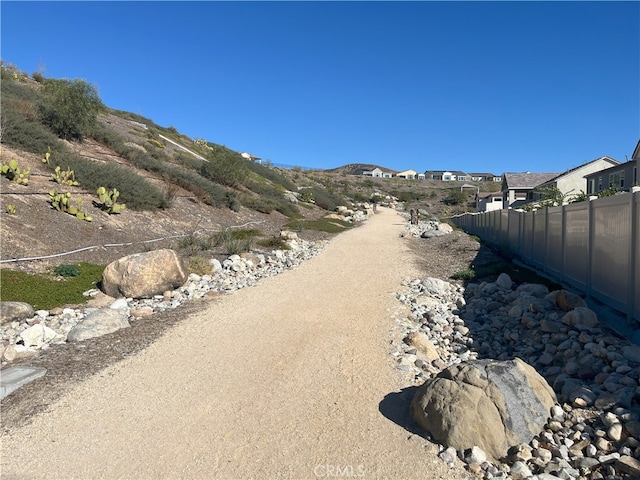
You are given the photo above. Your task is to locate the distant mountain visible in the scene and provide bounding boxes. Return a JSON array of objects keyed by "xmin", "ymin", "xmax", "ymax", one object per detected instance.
[{"xmin": 326, "ymin": 163, "xmax": 398, "ymax": 175}]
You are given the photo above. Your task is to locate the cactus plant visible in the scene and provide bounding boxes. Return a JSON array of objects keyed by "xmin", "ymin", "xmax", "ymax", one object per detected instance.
[
  {"xmin": 42, "ymin": 147, "xmax": 51, "ymax": 164},
  {"xmin": 52, "ymin": 166, "xmax": 80, "ymax": 186},
  {"xmin": 49, "ymin": 190, "xmax": 92, "ymax": 221},
  {"xmin": 147, "ymin": 138, "xmax": 164, "ymax": 149},
  {"xmin": 96, "ymin": 186, "xmax": 126, "ymax": 214},
  {"xmin": 1, "ymin": 159, "xmax": 31, "ymax": 185}
]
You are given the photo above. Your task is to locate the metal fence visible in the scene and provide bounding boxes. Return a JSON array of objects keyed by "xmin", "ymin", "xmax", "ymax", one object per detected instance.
[{"xmin": 451, "ymin": 190, "xmax": 640, "ymax": 326}]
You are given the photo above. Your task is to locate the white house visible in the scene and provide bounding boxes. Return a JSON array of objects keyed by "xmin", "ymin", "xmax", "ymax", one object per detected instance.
[
  {"xmin": 240, "ymin": 152, "xmax": 261, "ymax": 163},
  {"xmin": 536, "ymin": 156, "xmax": 620, "ymax": 201},
  {"xmin": 396, "ymin": 169, "xmax": 417, "ymax": 179},
  {"xmin": 476, "ymin": 192, "xmax": 504, "ymax": 212}
]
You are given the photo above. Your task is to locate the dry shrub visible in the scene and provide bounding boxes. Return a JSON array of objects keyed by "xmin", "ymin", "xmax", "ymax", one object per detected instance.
[{"xmin": 185, "ymin": 256, "xmax": 213, "ymax": 275}]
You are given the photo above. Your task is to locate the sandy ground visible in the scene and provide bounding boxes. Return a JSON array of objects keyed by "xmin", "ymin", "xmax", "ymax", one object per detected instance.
[{"xmin": 0, "ymin": 208, "xmax": 471, "ymax": 480}]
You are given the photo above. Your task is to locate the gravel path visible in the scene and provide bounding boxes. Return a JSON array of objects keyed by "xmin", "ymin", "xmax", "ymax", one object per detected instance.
[{"xmin": 0, "ymin": 208, "xmax": 472, "ymax": 480}]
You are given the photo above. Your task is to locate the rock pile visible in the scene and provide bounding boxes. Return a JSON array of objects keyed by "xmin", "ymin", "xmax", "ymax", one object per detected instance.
[
  {"xmin": 399, "ymin": 214, "xmax": 454, "ymax": 238},
  {"xmin": 391, "ymin": 275, "xmax": 640, "ymax": 479},
  {"xmin": 0, "ymin": 237, "xmax": 327, "ymax": 361}
]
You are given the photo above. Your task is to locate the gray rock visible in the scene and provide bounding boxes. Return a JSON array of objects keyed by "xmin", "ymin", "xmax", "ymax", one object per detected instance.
[
  {"xmin": 438, "ymin": 446, "xmax": 457, "ymax": 464},
  {"xmin": 18, "ymin": 324, "xmax": 57, "ymax": 348},
  {"xmin": 510, "ymin": 460, "xmax": 533, "ymax": 479},
  {"xmin": 561, "ymin": 307, "xmax": 598, "ymax": 328},
  {"xmin": 66, "ymin": 309, "xmax": 130, "ymax": 342},
  {"xmin": 496, "ymin": 273, "xmax": 513, "ymax": 290},
  {"xmin": 463, "ymin": 445, "xmax": 487, "ymax": 465},
  {"xmin": 0, "ymin": 302, "xmax": 34, "ymax": 325}
]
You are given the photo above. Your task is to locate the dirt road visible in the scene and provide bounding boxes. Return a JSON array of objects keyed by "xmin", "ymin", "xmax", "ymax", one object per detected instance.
[{"xmin": 1, "ymin": 208, "xmax": 471, "ymax": 480}]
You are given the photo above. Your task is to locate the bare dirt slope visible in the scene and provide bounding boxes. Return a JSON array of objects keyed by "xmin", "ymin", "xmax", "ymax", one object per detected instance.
[{"xmin": 0, "ymin": 208, "xmax": 472, "ymax": 480}]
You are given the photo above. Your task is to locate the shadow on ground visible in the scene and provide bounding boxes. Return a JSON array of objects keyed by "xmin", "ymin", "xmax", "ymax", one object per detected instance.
[{"xmin": 378, "ymin": 386, "xmax": 426, "ymax": 436}]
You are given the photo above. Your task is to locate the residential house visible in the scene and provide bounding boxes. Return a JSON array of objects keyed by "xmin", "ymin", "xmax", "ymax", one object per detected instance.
[
  {"xmin": 424, "ymin": 170, "xmax": 468, "ymax": 181},
  {"xmin": 424, "ymin": 170, "xmax": 450, "ymax": 181},
  {"xmin": 240, "ymin": 152, "xmax": 261, "ymax": 163},
  {"xmin": 357, "ymin": 167, "xmax": 394, "ymax": 178},
  {"xmin": 468, "ymin": 173, "xmax": 501, "ymax": 183},
  {"xmin": 396, "ymin": 169, "xmax": 418, "ymax": 180},
  {"xmin": 584, "ymin": 140, "xmax": 640, "ymax": 194},
  {"xmin": 475, "ymin": 191, "xmax": 504, "ymax": 212},
  {"xmin": 535, "ymin": 156, "xmax": 620, "ymax": 201},
  {"xmin": 501, "ymin": 172, "xmax": 560, "ymax": 208},
  {"xmin": 452, "ymin": 171, "xmax": 469, "ymax": 182}
]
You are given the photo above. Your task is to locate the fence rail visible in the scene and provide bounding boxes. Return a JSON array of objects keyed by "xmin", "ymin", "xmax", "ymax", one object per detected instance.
[{"xmin": 451, "ymin": 190, "xmax": 640, "ymax": 329}]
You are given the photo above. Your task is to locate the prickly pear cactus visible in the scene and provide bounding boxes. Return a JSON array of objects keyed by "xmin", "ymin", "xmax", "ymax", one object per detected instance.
[{"xmin": 96, "ymin": 186, "xmax": 126, "ymax": 214}]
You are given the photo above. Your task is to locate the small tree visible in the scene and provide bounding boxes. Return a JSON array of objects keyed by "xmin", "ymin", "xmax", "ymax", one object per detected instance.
[
  {"xmin": 200, "ymin": 152, "xmax": 247, "ymax": 188},
  {"xmin": 39, "ymin": 78, "xmax": 103, "ymax": 141},
  {"xmin": 444, "ymin": 189, "xmax": 468, "ymax": 205},
  {"xmin": 531, "ymin": 185, "xmax": 567, "ymax": 208},
  {"xmin": 598, "ymin": 185, "xmax": 618, "ymax": 197}
]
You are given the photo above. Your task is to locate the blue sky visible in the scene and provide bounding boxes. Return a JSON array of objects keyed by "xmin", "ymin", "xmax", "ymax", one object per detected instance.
[{"xmin": 2, "ymin": 1, "xmax": 639, "ymax": 174}]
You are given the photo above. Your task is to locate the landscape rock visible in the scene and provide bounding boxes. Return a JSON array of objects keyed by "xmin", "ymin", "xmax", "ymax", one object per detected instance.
[
  {"xmin": 404, "ymin": 332, "xmax": 439, "ymax": 362},
  {"xmin": 496, "ymin": 273, "xmax": 512, "ymax": 290},
  {"xmin": 561, "ymin": 307, "xmax": 599, "ymax": 328},
  {"xmin": 101, "ymin": 249, "xmax": 187, "ymax": 299},
  {"xmin": 550, "ymin": 290, "xmax": 587, "ymax": 311},
  {"xmin": 410, "ymin": 358, "xmax": 557, "ymax": 462},
  {"xmin": 66, "ymin": 309, "xmax": 130, "ymax": 342},
  {"xmin": 86, "ymin": 292, "xmax": 118, "ymax": 308},
  {"xmin": 0, "ymin": 302, "xmax": 35, "ymax": 325},
  {"xmin": 18, "ymin": 324, "xmax": 57, "ymax": 348}
]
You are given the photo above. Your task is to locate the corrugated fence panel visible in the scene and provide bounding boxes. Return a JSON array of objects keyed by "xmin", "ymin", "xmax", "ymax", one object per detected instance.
[
  {"xmin": 546, "ymin": 206, "xmax": 564, "ymax": 279},
  {"xmin": 521, "ymin": 212, "xmax": 535, "ymax": 262},
  {"xmin": 488, "ymin": 211, "xmax": 500, "ymax": 244},
  {"xmin": 635, "ymin": 193, "xmax": 640, "ymax": 321},
  {"xmin": 591, "ymin": 195, "xmax": 631, "ymax": 312},
  {"xmin": 563, "ymin": 202, "xmax": 589, "ymax": 290},
  {"xmin": 500, "ymin": 209, "xmax": 509, "ymax": 245},
  {"xmin": 508, "ymin": 210, "xmax": 521, "ymax": 249},
  {"xmin": 532, "ymin": 209, "xmax": 547, "ymax": 268},
  {"xmin": 451, "ymin": 190, "xmax": 639, "ymax": 323}
]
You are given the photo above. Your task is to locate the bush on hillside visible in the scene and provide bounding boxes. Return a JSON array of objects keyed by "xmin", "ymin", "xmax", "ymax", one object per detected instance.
[
  {"xmin": 0, "ymin": 75, "xmax": 61, "ymax": 153},
  {"xmin": 245, "ymin": 161, "xmax": 297, "ymax": 191},
  {"xmin": 306, "ymin": 185, "xmax": 347, "ymax": 211},
  {"xmin": 39, "ymin": 78, "xmax": 103, "ymax": 141},
  {"xmin": 444, "ymin": 189, "xmax": 469, "ymax": 206},
  {"xmin": 200, "ymin": 144, "xmax": 248, "ymax": 188}
]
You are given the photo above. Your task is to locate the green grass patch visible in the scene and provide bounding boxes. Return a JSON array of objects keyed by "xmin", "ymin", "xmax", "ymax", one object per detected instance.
[
  {"xmin": 257, "ymin": 236, "xmax": 291, "ymax": 250},
  {"xmin": 451, "ymin": 260, "xmax": 561, "ymax": 291},
  {"xmin": 0, "ymin": 262, "xmax": 105, "ymax": 310},
  {"xmin": 228, "ymin": 228, "xmax": 262, "ymax": 240},
  {"xmin": 451, "ymin": 269, "xmax": 475, "ymax": 281},
  {"xmin": 285, "ymin": 217, "xmax": 353, "ymax": 233}
]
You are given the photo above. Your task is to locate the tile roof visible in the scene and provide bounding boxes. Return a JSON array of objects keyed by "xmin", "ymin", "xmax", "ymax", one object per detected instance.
[{"xmin": 503, "ymin": 172, "xmax": 560, "ymax": 189}]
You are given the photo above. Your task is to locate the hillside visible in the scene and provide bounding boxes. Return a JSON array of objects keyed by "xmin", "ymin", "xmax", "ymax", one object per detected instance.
[{"xmin": 0, "ymin": 62, "xmax": 478, "ymax": 284}]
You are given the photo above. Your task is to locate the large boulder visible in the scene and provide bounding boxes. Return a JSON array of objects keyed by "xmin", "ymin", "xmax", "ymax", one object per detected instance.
[
  {"xmin": 102, "ymin": 249, "xmax": 187, "ymax": 299},
  {"xmin": 66, "ymin": 308, "xmax": 130, "ymax": 342},
  {"xmin": 0, "ymin": 302, "xmax": 34, "ymax": 325},
  {"xmin": 411, "ymin": 358, "xmax": 557, "ymax": 462}
]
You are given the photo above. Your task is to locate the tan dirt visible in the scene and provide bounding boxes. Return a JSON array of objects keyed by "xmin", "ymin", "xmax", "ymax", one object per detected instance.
[{"xmin": 0, "ymin": 208, "xmax": 473, "ymax": 480}]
